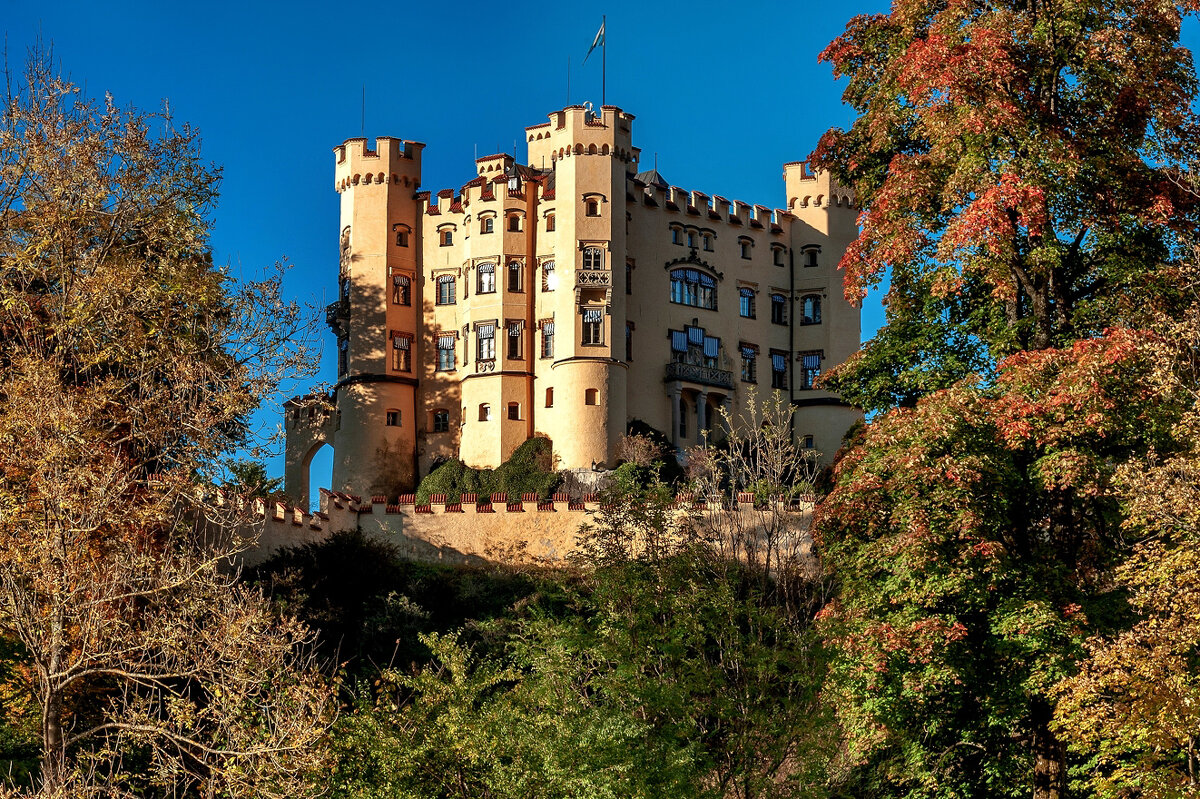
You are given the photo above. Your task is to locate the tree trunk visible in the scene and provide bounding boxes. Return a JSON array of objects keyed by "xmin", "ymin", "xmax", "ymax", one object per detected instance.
[{"xmin": 1031, "ymin": 697, "xmax": 1065, "ymax": 799}]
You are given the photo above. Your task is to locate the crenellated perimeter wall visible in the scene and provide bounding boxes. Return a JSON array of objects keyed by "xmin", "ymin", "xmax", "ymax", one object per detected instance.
[{"xmin": 239, "ymin": 488, "xmax": 813, "ymax": 569}]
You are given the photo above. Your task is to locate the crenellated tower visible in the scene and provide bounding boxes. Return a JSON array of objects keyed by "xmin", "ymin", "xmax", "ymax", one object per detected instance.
[{"xmin": 327, "ymin": 135, "xmax": 425, "ymax": 497}]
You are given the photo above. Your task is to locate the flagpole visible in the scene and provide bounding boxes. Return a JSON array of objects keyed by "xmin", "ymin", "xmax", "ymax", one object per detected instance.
[{"xmin": 601, "ymin": 14, "xmax": 606, "ymax": 108}]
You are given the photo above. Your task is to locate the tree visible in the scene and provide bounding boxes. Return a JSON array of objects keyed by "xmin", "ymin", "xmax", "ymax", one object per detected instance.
[
  {"xmin": 815, "ymin": 0, "xmax": 1200, "ymax": 406},
  {"xmin": 814, "ymin": 328, "xmax": 1188, "ymax": 798},
  {"xmin": 1051, "ymin": 283, "xmax": 1200, "ymax": 797},
  {"xmin": 0, "ymin": 51, "xmax": 328, "ymax": 795}
]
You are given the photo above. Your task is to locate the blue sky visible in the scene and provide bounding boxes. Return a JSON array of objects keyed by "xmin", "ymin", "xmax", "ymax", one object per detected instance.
[{"xmin": 15, "ymin": 0, "xmax": 1192, "ymax": 488}]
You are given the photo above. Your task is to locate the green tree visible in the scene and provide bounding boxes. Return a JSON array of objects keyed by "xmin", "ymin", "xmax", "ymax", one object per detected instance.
[
  {"xmin": 815, "ymin": 329, "xmax": 1188, "ymax": 798},
  {"xmin": 0, "ymin": 52, "xmax": 327, "ymax": 795}
]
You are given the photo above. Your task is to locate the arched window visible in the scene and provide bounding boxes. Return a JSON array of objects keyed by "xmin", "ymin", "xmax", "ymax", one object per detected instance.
[
  {"xmin": 585, "ymin": 388, "xmax": 599, "ymax": 406},
  {"xmin": 585, "ymin": 199, "xmax": 600, "ymax": 216},
  {"xmin": 394, "ymin": 224, "xmax": 410, "ymax": 247},
  {"xmin": 477, "ymin": 262, "xmax": 496, "ymax": 294},
  {"xmin": 481, "ymin": 216, "xmax": 494, "ymax": 234},
  {"xmin": 771, "ymin": 293, "xmax": 788, "ymax": 325},
  {"xmin": 478, "ymin": 403, "xmax": 491, "ymax": 421},
  {"xmin": 545, "ymin": 213, "xmax": 556, "ymax": 231},
  {"xmin": 686, "ymin": 230, "xmax": 696, "ymax": 248},
  {"xmin": 545, "ymin": 387, "xmax": 554, "ymax": 407},
  {"xmin": 671, "ymin": 226, "xmax": 683, "ymax": 245},
  {"xmin": 440, "ymin": 229, "xmax": 453, "ymax": 246},
  {"xmin": 738, "ymin": 287, "xmax": 756, "ymax": 318},
  {"xmin": 508, "ymin": 214, "xmax": 522, "ymax": 232},
  {"xmin": 541, "ymin": 260, "xmax": 557, "ymax": 292},
  {"xmin": 739, "ymin": 238, "xmax": 752, "ymax": 259},
  {"xmin": 669, "ymin": 268, "xmax": 718, "ymax": 310},
  {"xmin": 392, "ymin": 273, "xmax": 411, "ymax": 306},
  {"xmin": 801, "ymin": 295, "xmax": 822, "ymax": 325},
  {"xmin": 507, "ymin": 260, "xmax": 523, "ymax": 292},
  {"xmin": 435, "ymin": 275, "xmax": 456, "ymax": 305},
  {"xmin": 583, "ymin": 247, "xmax": 604, "ymax": 270}
]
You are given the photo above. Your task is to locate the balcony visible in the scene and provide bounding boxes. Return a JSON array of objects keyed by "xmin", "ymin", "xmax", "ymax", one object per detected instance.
[
  {"xmin": 575, "ymin": 269, "xmax": 611, "ymax": 288},
  {"xmin": 325, "ymin": 298, "xmax": 349, "ymax": 336},
  {"xmin": 664, "ymin": 361, "xmax": 734, "ymax": 389}
]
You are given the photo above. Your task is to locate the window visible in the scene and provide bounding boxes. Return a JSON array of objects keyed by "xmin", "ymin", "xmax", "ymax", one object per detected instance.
[
  {"xmin": 508, "ymin": 214, "xmax": 521, "ymax": 232},
  {"xmin": 545, "ymin": 387, "xmax": 554, "ymax": 407},
  {"xmin": 801, "ymin": 295, "xmax": 822, "ymax": 325},
  {"xmin": 507, "ymin": 402, "xmax": 521, "ymax": 420},
  {"xmin": 625, "ymin": 322, "xmax": 634, "ymax": 362},
  {"xmin": 477, "ymin": 262, "xmax": 496, "ymax": 294},
  {"xmin": 741, "ymin": 346, "xmax": 758, "ymax": 383},
  {"xmin": 337, "ymin": 336, "xmax": 348, "ymax": 376},
  {"xmin": 582, "ymin": 308, "xmax": 604, "ymax": 345},
  {"xmin": 481, "ymin": 216, "xmax": 494, "ymax": 234},
  {"xmin": 670, "ymin": 326, "xmax": 719, "ymax": 368},
  {"xmin": 391, "ymin": 332, "xmax": 412, "ymax": 373},
  {"xmin": 546, "ymin": 213, "xmax": 556, "ymax": 231},
  {"xmin": 771, "ymin": 293, "xmax": 788, "ymax": 325},
  {"xmin": 739, "ymin": 287, "xmax": 756, "ymax": 318},
  {"xmin": 770, "ymin": 351, "xmax": 788, "ymax": 390},
  {"xmin": 773, "ymin": 247, "xmax": 785, "ymax": 266},
  {"xmin": 739, "ymin": 239, "xmax": 752, "ymax": 259},
  {"xmin": 801, "ymin": 434, "xmax": 815, "ymax": 449},
  {"xmin": 585, "ymin": 199, "xmax": 600, "ymax": 216},
  {"xmin": 440, "ymin": 229, "xmax": 453, "ymax": 246},
  {"xmin": 433, "ymin": 409, "xmax": 450, "ymax": 433},
  {"xmin": 805, "ymin": 249, "xmax": 818, "ymax": 268},
  {"xmin": 507, "ymin": 320, "xmax": 523, "ymax": 359},
  {"xmin": 436, "ymin": 275, "xmax": 456, "ymax": 305},
  {"xmin": 478, "ymin": 403, "xmax": 491, "ymax": 421},
  {"xmin": 671, "ymin": 227, "xmax": 682, "ymax": 245},
  {"xmin": 585, "ymin": 388, "xmax": 599, "ymax": 405},
  {"xmin": 799, "ymin": 351, "xmax": 823, "ymax": 390},
  {"xmin": 507, "ymin": 261, "xmax": 523, "ymax": 292},
  {"xmin": 669, "ymin": 268, "xmax": 718, "ymax": 310},
  {"xmin": 702, "ymin": 233, "xmax": 713, "ymax": 251},
  {"xmin": 583, "ymin": 246, "xmax": 604, "ymax": 270},
  {"xmin": 385, "ymin": 409, "xmax": 400, "ymax": 427},
  {"xmin": 436, "ymin": 333, "xmax": 456, "ymax": 371},
  {"xmin": 395, "ymin": 227, "xmax": 410, "ymax": 247},
  {"xmin": 392, "ymin": 273, "xmax": 411, "ymax": 306},
  {"xmin": 625, "ymin": 260, "xmax": 633, "ymax": 295},
  {"xmin": 477, "ymin": 324, "xmax": 496, "ymax": 361},
  {"xmin": 686, "ymin": 231, "xmax": 696, "ymax": 248},
  {"xmin": 541, "ymin": 261, "xmax": 557, "ymax": 291},
  {"xmin": 541, "ymin": 321, "xmax": 555, "ymax": 358}
]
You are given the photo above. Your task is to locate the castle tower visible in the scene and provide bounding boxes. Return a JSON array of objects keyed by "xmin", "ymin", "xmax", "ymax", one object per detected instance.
[
  {"xmin": 783, "ymin": 161, "xmax": 861, "ymax": 458},
  {"xmin": 522, "ymin": 105, "xmax": 639, "ymax": 468},
  {"xmin": 327, "ymin": 136, "xmax": 425, "ymax": 496}
]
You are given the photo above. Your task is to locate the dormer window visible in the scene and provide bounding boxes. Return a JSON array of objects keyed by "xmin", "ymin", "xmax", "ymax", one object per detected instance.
[{"xmin": 508, "ymin": 175, "xmax": 520, "ymax": 193}]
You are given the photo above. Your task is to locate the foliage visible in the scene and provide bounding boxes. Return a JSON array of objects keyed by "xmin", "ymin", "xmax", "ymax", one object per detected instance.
[
  {"xmin": 250, "ymin": 531, "xmax": 542, "ymax": 676},
  {"xmin": 1051, "ymin": 292, "xmax": 1200, "ymax": 797},
  {"xmin": 0, "ymin": 51, "xmax": 328, "ymax": 795},
  {"xmin": 815, "ymin": 0, "xmax": 1200, "ymax": 404},
  {"xmin": 415, "ymin": 437, "xmax": 560, "ymax": 503},
  {"xmin": 814, "ymin": 329, "xmax": 1188, "ymax": 798}
]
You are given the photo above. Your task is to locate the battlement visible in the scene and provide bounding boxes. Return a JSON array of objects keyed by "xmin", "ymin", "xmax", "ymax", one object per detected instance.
[
  {"xmin": 334, "ymin": 136, "xmax": 424, "ymax": 193},
  {"xmin": 783, "ymin": 161, "xmax": 856, "ymax": 211},
  {"xmin": 527, "ymin": 104, "xmax": 639, "ymax": 168}
]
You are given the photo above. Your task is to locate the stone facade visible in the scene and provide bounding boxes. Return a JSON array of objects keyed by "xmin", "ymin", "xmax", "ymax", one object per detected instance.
[{"xmin": 284, "ymin": 104, "xmax": 861, "ymax": 507}]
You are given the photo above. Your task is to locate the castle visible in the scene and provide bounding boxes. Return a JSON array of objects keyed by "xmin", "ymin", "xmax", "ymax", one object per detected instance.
[{"xmin": 283, "ymin": 104, "xmax": 860, "ymax": 508}]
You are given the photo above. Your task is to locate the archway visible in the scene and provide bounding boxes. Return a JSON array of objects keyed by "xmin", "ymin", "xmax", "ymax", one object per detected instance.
[{"xmin": 304, "ymin": 442, "xmax": 333, "ymax": 512}]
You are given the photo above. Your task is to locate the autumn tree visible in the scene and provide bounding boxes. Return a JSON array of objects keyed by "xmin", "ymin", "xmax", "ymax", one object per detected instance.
[
  {"xmin": 816, "ymin": 0, "xmax": 1200, "ymax": 411},
  {"xmin": 0, "ymin": 51, "xmax": 328, "ymax": 796}
]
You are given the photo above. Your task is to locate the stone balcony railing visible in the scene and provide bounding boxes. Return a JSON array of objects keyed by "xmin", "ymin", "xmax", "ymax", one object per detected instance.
[
  {"xmin": 575, "ymin": 269, "xmax": 612, "ymax": 288},
  {"xmin": 325, "ymin": 298, "xmax": 349, "ymax": 336},
  {"xmin": 664, "ymin": 361, "xmax": 734, "ymax": 389}
]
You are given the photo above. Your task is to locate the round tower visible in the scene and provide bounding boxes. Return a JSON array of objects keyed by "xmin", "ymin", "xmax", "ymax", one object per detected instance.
[{"xmin": 330, "ymin": 136, "xmax": 425, "ymax": 498}]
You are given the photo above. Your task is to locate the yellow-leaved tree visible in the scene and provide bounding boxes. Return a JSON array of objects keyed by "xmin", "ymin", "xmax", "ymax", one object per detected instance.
[{"xmin": 0, "ymin": 51, "xmax": 329, "ymax": 797}]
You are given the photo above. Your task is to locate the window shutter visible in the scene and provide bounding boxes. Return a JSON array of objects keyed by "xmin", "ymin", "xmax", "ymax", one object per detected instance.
[
  {"xmin": 772, "ymin": 354, "xmax": 787, "ymax": 371},
  {"xmin": 671, "ymin": 330, "xmax": 688, "ymax": 352},
  {"xmin": 687, "ymin": 326, "xmax": 704, "ymax": 345},
  {"xmin": 583, "ymin": 309, "xmax": 603, "ymax": 323},
  {"xmin": 703, "ymin": 336, "xmax": 719, "ymax": 358},
  {"xmin": 394, "ymin": 274, "xmax": 410, "ymax": 286},
  {"xmin": 803, "ymin": 353, "xmax": 822, "ymax": 369},
  {"xmin": 477, "ymin": 323, "xmax": 495, "ymax": 336},
  {"xmin": 438, "ymin": 334, "xmax": 456, "ymax": 348},
  {"xmin": 393, "ymin": 335, "xmax": 411, "ymax": 350},
  {"xmin": 740, "ymin": 346, "xmax": 757, "ymax": 359}
]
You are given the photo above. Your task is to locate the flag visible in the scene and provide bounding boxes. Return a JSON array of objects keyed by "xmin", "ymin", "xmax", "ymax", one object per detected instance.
[{"xmin": 584, "ymin": 20, "xmax": 605, "ymax": 63}]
